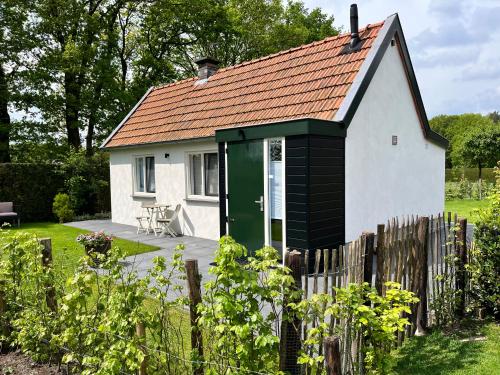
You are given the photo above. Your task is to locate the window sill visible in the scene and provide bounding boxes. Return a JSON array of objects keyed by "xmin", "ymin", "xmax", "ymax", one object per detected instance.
[
  {"xmin": 131, "ymin": 193, "xmax": 156, "ymax": 199},
  {"xmin": 185, "ymin": 196, "xmax": 219, "ymax": 203}
]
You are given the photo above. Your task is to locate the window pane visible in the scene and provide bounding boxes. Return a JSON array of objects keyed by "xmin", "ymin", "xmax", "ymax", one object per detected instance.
[
  {"xmin": 270, "ymin": 140, "xmax": 282, "ymax": 161},
  {"xmin": 146, "ymin": 156, "xmax": 155, "ymax": 193},
  {"xmin": 135, "ymin": 158, "xmax": 144, "ymax": 192},
  {"xmin": 204, "ymin": 153, "xmax": 219, "ymax": 196},
  {"xmin": 190, "ymin": 154, "xmax": 202, "ymax": 195},
  {"xmin": 269, "ymin": 140, "xmax": 283, "ymax": 250}
]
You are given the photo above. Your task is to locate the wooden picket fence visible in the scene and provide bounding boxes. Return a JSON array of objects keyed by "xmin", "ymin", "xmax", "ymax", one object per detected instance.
[
  {"xmin": 0, "ymin": 212, "xmax": 470, "ymax": 375},
  {"xmin": 279, "ymin": 213, "xmax": 469, "ymax": 374}
]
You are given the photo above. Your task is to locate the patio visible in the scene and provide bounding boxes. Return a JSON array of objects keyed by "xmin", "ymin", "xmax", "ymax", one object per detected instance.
[{"xmin": 65, "ymin": 219, "xmax": 218, "ymax": 280}]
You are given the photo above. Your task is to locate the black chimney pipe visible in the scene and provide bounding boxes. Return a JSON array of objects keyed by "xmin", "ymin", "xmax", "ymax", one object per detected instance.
[{"xmin": 350, "ymin": 4, "xmax": 360, "ymax": 48}]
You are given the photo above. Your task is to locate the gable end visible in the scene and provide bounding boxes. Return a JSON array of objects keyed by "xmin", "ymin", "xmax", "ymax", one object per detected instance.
[{"xmin": 334, "ymin": 14, "xmax": 448, "ymax": 149}]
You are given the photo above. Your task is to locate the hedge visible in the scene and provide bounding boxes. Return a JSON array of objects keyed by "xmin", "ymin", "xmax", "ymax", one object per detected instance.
[
  {"xmin": 0, "ymin": 163, "xmax": 64, "ymax": 221},
  {"xmin": 446, "ymin": 168, "xmax": 495, "ymax": 183}
]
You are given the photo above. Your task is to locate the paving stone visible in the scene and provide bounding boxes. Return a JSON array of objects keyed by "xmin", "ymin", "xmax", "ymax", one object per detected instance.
[{"xmin": 65, "ymin": 220, "xmax": 217, "ymax": 280}]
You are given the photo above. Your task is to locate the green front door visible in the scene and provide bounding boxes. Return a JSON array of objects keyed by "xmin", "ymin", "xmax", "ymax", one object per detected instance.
[{"xmin": 227, "ymin": 139, "xmax": 264, "ymax": 254}]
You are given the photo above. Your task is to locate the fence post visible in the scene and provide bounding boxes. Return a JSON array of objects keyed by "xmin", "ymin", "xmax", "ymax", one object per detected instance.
[
  {"xmin": 324, "ymin": 336, "xmax": 341, "ymax": 375},
  {"xmin": 279, "ymin": 250, "xmax": 302, "ymax": 375},
  {"xmin": 185, "ymin": 259, "xmax": 204, "ymax": 375},
  {"xmin": 0, "ymin": 280, "xmax": 9, "ymax": 341},
  {"xmin": 375, "ymin": 224, "xmax": 385, "ymax": 295},
  {"xmin": 136, "ymin": 322, "xmax": 148, "ymax": 375},
  {"xmin": 39, "ymin": 238, "xmax": 57, "ymax": 313},
  {"xmin": 415, "ymin": 217, "xmax": 429, "ymax": 336},
  {"xmin": 363, "ymin": 232, "xmax": 375, "ymax": 286},
  {"xmin": 456, "ymin": 218, "xmax": 468, "ymax": 317}
]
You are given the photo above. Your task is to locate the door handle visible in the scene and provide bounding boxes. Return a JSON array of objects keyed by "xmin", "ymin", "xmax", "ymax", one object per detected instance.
[{"xmin": 254, "ymin": 196, "xmax": 264, "ymax": 212}]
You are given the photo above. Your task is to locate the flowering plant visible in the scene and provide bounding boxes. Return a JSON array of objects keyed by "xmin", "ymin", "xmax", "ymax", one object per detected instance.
[{"xmin": 76, "ymin": 231, "xmax": 113, "ymax": 249}]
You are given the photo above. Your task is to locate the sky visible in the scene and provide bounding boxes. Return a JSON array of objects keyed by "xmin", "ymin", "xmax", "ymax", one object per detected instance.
[{"xmin": 304, "ymin": 0, "xmax": 500, "ymax": 117}]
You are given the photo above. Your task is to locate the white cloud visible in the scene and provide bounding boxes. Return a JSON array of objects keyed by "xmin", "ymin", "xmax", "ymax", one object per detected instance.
[{"xmin": 303, "ymin": 0, "xmax": 500, "ymax": 117}]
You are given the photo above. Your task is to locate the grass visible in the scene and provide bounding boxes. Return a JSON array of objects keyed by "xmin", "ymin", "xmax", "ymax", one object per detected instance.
[
  {"xmin": 445, "ymin": 199, "xmax": 489, "ymax": 224},
  {"xmin": 9, "ymin": 222, "xmax": 159, "ymax": 274},
  {"xmin": 392, "ymin": 319, "xmax": 500, "ymax": 374}
]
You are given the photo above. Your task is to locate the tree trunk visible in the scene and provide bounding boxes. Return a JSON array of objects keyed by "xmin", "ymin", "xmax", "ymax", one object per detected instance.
[
  {"xmin": 85, "ymin": 5, "xmax": 121, "ymax": 156},
  {"xmin": 64, "ymin": 71, "xmax": 82, "ymax": 149},
  {"xmin": 85, "ymin": 82, "xmax": 102, "ymax": 156},
  {"xmin": 0, "ymin": 65, "xmax": 11, "ymax": 162}
]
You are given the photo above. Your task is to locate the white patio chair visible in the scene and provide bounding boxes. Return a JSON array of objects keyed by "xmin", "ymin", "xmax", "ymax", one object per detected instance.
[
  {"xmin": 136, "ymin": 203, "xmax": 152, "ymax": 234},
  {"xmin": 156, "ymin": 204, "xmax": 181, "ymax": 237}
]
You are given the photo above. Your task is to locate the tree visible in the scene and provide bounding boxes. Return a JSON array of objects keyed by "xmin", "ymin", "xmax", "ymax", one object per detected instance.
[
  {"xmin": 0, "ymin": 0, "xmax": 34, "ymax": 162},
  {"xmin": 488, "ymin": 111, "xmax": 500, "ymax": 124},
  {"xmin": 458, "ymin": 125, "xmax": 500, "ymax": 179},
  {"xmin": 28, "ymin": 0, "xmax": 129, "ymax": 151},
  {"xmin": 9, "ymin": 0, "xmax": 339, "ymax": 156},
  {"xmin": 430, "ymin": 113, "xmax": 498, "ymax": 169},
  {"xmin": 179, "ymin": 0, "xmax": 338, "ymax": 72}
]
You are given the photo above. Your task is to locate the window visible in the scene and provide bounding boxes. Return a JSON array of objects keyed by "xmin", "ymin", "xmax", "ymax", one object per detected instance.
[
  {"xmin": 268, "ymin": 139, "xmax": 283, "ymax": 249},
  {"xmin": 134, "ymin": 156, "xmax": 155, "ymax": 193},
  {"xmin": 188, "ymin": 152, "xmax": 218, "ymax": 198}
]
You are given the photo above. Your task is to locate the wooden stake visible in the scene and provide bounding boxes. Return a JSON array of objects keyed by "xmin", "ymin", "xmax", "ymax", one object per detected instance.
[
  {"xmin": 375, "ymin": 224, "xmax": 385, "ymax": 295},
  {"xmin": 330, "ymin": 248, "xmax": 338, "ymax": 331},
  {"xmin": 136, "ymin": 322, "xmax": 148, "ymax": 375},
  {"xmin": 415, "ymin": 217, "xmax": 429, "ymax": 336},
  {"xmin": 323, "ymin": 249, "xmax": 330, "ymax": 295},
  {"xmin": 39, "ymin": 238, "xmax": 57, "ymax": 313},
  {"xmin": 456, "ymin": 218, "xmax": 468, "ymax": 317},
  {"xmin": 279, "ymin": 250, "xmax": 302, "ymax": 375},
  {"xmin": 363, "ymin": 232, "xmax": 375, "ymax": 286},
  {"xmin": 303, "ymin": 249, "xmax": 309, "ymax": 341},
  {"xmin": 0, "ymin": 280, "xmax": 9, "ymax": 340},
  {"xmin": 185, "ymin": 259, "xmax": 204, "ymax": 375},
  {"xmin": 324, "ymin": 336, "xmax": 341, "ymax": 375}
]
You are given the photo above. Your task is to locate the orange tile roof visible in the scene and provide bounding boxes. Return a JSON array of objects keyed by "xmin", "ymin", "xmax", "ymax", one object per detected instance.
[{"xmin": 104, "ymin": 22, "xmax": 384, "ymax": 148}]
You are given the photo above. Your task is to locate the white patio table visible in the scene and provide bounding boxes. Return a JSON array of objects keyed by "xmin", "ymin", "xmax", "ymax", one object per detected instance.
[{"xmin": 141, "ymin": 203, "xmax": 170, "ymax": 235}]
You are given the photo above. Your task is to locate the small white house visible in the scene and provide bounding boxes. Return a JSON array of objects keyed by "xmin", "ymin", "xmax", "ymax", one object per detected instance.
[{"xmin": 102, "ymin": 8, "xmax": 447, "ymax": 256}]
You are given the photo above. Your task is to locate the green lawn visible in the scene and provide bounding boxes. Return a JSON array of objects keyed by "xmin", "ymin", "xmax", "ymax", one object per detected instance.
[
  {"xmin": 445, "ymin": 199, "xmax": 489, "ymax": 224},
  {"xmin": 392, "ymin": 319, "xmax": 500, "ymax": 374},
  {"xmin": 10, "ymin": 222, "xmax": 159, "ymax": 274}
]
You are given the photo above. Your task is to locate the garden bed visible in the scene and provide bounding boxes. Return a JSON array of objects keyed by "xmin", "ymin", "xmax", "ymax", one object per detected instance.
[{"xmin": 0, "ymin": 351, "xmax": 60, "ymax": 374}]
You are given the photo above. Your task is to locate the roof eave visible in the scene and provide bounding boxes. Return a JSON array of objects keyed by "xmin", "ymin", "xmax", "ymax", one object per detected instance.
[
  {"xmin": 101, "ymin": 87, "xmax": 154, "ymax": 149},
  {"xmin": 104, "ymin": 135, "xmax": 216, "ymax": 151},
  {"xmin": 215, "ymin": 118, "xmax": 346, "ymax": 143}
]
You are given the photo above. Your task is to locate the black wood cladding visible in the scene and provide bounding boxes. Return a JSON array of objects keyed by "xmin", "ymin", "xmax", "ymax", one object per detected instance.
[
  {"xmin": 285, "ymin": 135, "xmax": 345, "ymax": 252},
  {"xmin": 218, "ymin": 142, "xmax": 227, "ymax": 236}
]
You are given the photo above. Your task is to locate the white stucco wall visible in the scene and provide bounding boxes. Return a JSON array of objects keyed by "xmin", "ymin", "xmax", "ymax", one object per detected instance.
[
  {"xmin": 344, "ymin": 43, "xmax": 446, "ymax": 242},
  {"xmin": 109, "ymin": 140, "xmax": 220, "ymax": 240}
]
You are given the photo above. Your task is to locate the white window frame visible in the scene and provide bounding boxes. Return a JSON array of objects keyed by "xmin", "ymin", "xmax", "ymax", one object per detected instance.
[
  {"xmin": 132, "ymin": 155, "xmax": 156, "ymax": 196},
  {"xmin": 185, "ymin": 150, "xmax": 219, "ymax": 202}
]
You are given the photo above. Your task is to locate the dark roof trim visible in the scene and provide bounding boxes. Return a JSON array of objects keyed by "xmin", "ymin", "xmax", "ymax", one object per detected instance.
[
  {"xmin": 101, "ymin": 87, "xmax": 154, "ymax": 149},
  {"xmin": 334, "ymin": 14, "xmax": 448, "ymax": 149},
  {"xmin": 215, "ymin": 118, "xmax": 346, "ymax": 143}
]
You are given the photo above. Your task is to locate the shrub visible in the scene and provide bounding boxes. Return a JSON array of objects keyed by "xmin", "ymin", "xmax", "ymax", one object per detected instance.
[
  {"xmin": 469, "ymin": 164, "xmax": 500, "ymax": 318},
  {"xmin": 60, "ymin": 150, "xmax": 110, "ymax": 215},
  {"xmin": 0, "ymin": 226, "xmax": 194, "ymax": 373},
  {"xmin": 52, "ymin": 193, "xmax": 74, "ymax": 223},
  {"xmin": 445, "ymin": 179, "xmax": 494, "ymax": 200},
  {"xmin": 56, "ymin": 247, "xmax": 148, "ymax": 374},
  {"xmin": 0, "ymin": 230, "xmax": 63, "ymax": 361},
  {"xmin": 291, "ymin": 282, "xmax": 418, "ymax": 374},
  {"xmin": 197, "ymin": 236, "xmax": 295, "ymax": 374}
]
